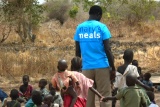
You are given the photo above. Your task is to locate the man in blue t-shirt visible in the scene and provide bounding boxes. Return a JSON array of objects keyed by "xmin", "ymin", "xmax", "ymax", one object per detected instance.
[{"xmin": 74, "ymin": 5, "xmax": 115, "ymax": 107}]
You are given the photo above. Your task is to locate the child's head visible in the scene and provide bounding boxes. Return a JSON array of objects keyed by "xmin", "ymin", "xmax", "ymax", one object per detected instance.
[
  {"xmin": 43, "ymin": 94, "xmax": 53, "ymax": 106},
  {"xmin": 146, "ymin": 91, "xmax": 155, "ymax": 103},
  {"xmin": 48, "ymin": 83, "xmax": 56, "ymax": 96},
  {"xmin": 39, "ymin": 79, "xmax": 47, "ymax": 89},
  {"xmin": 132, "ymin": 60, "xmax": 138, "ymax": 67},
  {"xmin": 126, "ymin": 73, "xmax": 136, "ymax": 86},
  {"xmin": 32, "ymin": 90, "xmax": 42, "ymax": 106},
  {"xmin": 123, "ymin": 49, "xmax": 133, "ymax": 63},
  {"xmin": 57, "ymin": 59, "xmax": 68, "ymax": 72},
  {"xmin": 144, "ymin": 72, "xmax": 151, "ymax": 81},
  {"xmin": 10, "ymin": 89, "xmax": 19, "ymax": 100},
  {"xmin": 71, "ymin": 57, "xmax": 82, "ymax": 72},
  {"xmin": 22, "ymin": 75, "xmax": 30, "ymax": 86}
]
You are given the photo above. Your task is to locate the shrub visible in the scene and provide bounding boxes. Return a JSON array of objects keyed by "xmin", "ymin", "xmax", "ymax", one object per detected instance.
[{"xmin": 45, "ymin": 0, "xmax": 70, "ymax": 24}]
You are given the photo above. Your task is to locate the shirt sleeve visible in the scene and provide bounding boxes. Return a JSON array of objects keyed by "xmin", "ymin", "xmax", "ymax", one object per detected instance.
[
  {"xmin": 139, "ymin": 90, "xmax": 147, "ymax": 105},
  {"xmin": 133, "ymin": 66, "xmax": 140, "ymax": 77},
  {"xmin": 102, "ymin": 25, "xmax": 111, "ymax": 40},
  {"xmin": 114, "ymin": 76, "xmax": 119, "ymax": 88},
  {"xmin": 115, "ymin": 88, "xmax": 124, "ymax": 100}
]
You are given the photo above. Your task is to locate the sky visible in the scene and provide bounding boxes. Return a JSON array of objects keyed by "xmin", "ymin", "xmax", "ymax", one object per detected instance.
[{"xmin": 38, "ymin": 0, "xmax": 46, "ymax": 4}]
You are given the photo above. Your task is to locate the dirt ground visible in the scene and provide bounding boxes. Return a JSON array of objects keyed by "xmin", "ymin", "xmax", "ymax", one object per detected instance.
[{"xmin": 0, "ymin": 76, "xmax": 160, "ymax": 107}]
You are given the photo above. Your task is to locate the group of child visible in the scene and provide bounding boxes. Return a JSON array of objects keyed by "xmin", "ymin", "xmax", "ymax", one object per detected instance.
[
  {"xmin": 0, "ymin": 75, "xmax": 63, "ymax": 107},
  {"xmin": 0, "ymin": 49, "xmax": 159, "ymax": 107}
]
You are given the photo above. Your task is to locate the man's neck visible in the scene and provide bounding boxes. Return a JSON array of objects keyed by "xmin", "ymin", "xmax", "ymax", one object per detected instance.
[{"xmin": 88, "ymin": 15, "xmax": 99, "ymax": 21}]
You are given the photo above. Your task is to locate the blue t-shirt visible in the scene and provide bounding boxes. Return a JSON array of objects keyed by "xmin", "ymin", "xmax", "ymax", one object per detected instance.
[
  {"xmin": 74, "ymin": 20, "xmax": 111, "ymax": 70},
  {"xmin": 142, "ymin": 80, "xmax": 153, "ymax": 87}
]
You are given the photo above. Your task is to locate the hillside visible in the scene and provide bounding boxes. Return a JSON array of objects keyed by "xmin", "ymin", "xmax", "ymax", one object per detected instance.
[{"xmin": 0, "ymin": 19, "xmax": 159, "ymax": 76}]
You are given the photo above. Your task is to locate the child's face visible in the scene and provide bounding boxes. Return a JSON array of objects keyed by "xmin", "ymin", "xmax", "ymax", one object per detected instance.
[
  {"xmin": 23, "ymin": 77, "xmax": 29, "ymax": 85},
  {"xmin": 143, "ymin": 74, "xmax": 149, "ymax": 80},
  {"xmin": 39, "ymin": 82, "xmax": 44, "ymax": 89}
]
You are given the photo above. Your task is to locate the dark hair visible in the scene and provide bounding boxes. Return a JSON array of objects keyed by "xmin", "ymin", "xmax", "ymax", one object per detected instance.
[
  {"xmin": 71, "ymin": 57, "xmax": 82, "ymax": 72},
  {"xmin": 123, "ymin": 49, "xmax": 133, "ymax": 62},
  {"xmin": 144, "ymin": 73, "xmax": 151, "ymax": 79},
  {"xmin": 39, "ymin": 79, "xmax": 48, "ymax": 87},
  {"xmin": 23, "ymin": 75, "xmax": 29, "ymax": 80},
  {"xmin": 146, "ymin": 91, "xmax": 154, "ymax": 102},
  {"xmin": 57, "ymin": 59, "xmax": 68, "ymax": 72},
  {"xmin": 126, "ymin": 73, "xmax": 136, "ymax": 86},
  {"xmin": 32, "ymin": 90, "xmax": 42, "ymax": 105},
  {"xmin": 132, "ymin": 60, "xmax": 138, "ymax": 66},
  {"xmin": 10, "ymin": 89, "xmax": 19, "ymax": 100},
  {"xmin": 89, "ymin": 5, "xmax": 102, "ymax": 15}
]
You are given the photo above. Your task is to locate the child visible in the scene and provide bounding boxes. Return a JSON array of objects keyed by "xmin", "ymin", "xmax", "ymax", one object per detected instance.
[
  {"xmin": 132, "ymin": 59, "xmax": 142, "ymax": 75},
  {"xmin": 113, "ymin": 49, "xmax": 151, "ymax": 107},
  {"xmin": 38, "ymin": 79, "xmax": 49, "ymax": 96},
  {"xmin": 0, "ymin": 89, "xmax": 8, "ymax": 107},
  {"xmin": 146, "ymin": 91, "xmax": 159, "ymax": 107},
  {"xmin": 101, "ymin": 73, "xmax": 147, "ymax": 107},
  {"xmin": 43, "ymin": 94, "xmax": 56, "ymax": 107},
  {"xmin": 19, "ymin": 75, "xmax": 33, "ymax": 101},
  {"xmin": 114, "ymin": 49, "xmax": 140, "ymax": 89},
  {"xmin": 32, "ymin": 90, "xmax": 47, "ymax": 107},
  {"xmin": 70, "ymin": 57, "xmax": 103, "ymax": 107},
  {"xmin": 142, "ymin": 73, "xmax": 153, "ymax": 88},
  {"xmin": 7, "ymin": 89, "xmax": 21, "ymax": 107},
  {"xmin": 51, "ymin": 59, "xmax": 80, "ymax": 107},
  {"xmin": 48, "ymin": 83, "xmax": 63, "ymax": 107},
  {"xmin": 71, "ymin": 57, "xmax": 82, "ymax": 72}
]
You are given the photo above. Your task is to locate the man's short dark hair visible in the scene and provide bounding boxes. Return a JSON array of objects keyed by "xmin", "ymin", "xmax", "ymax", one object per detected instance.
[{"xmin": 89, "ymin": 5, "xmax": 102, "ymax": 15}]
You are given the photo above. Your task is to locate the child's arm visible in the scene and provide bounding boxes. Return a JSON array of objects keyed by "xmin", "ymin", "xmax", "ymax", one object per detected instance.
[
  {"xmin": 67, "ymin": 86, "xmax": 77, "ymax": 107},
  {"xmin": 101, "ymin": 96, "xmax": 117, "ymax": 102},
  {"xmin": 112, "ymin": 88, "xmax": 118, "ymax": 96},
  {"xmin": 89, "ymin": 87, "xmax": 103, "ymax": 98},
  {"xmin": 61, "ymin": 86, "xmax": 77, "ymax": 107},
  {"xmin": 136, "ymin": 80, "xmax": 154, "ymax": 91}
]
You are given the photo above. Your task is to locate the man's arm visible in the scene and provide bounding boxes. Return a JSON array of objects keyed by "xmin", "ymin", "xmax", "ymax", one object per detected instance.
[
  {"xmin": 75, "ymin": 41, "xmax": 81, "ymax": 57},
  {"xmin": 103, "ymin": 39, "xmax": 115, "ymax": 71},
  {"xmin": 103, "ymin": 39, "xmax": 116, "ymax": 81}
]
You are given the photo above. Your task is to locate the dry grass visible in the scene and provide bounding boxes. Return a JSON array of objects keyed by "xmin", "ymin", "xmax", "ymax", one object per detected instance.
[{"xmin": 0, "ymin": 18, "xmax": 160, "ymax": 78}]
